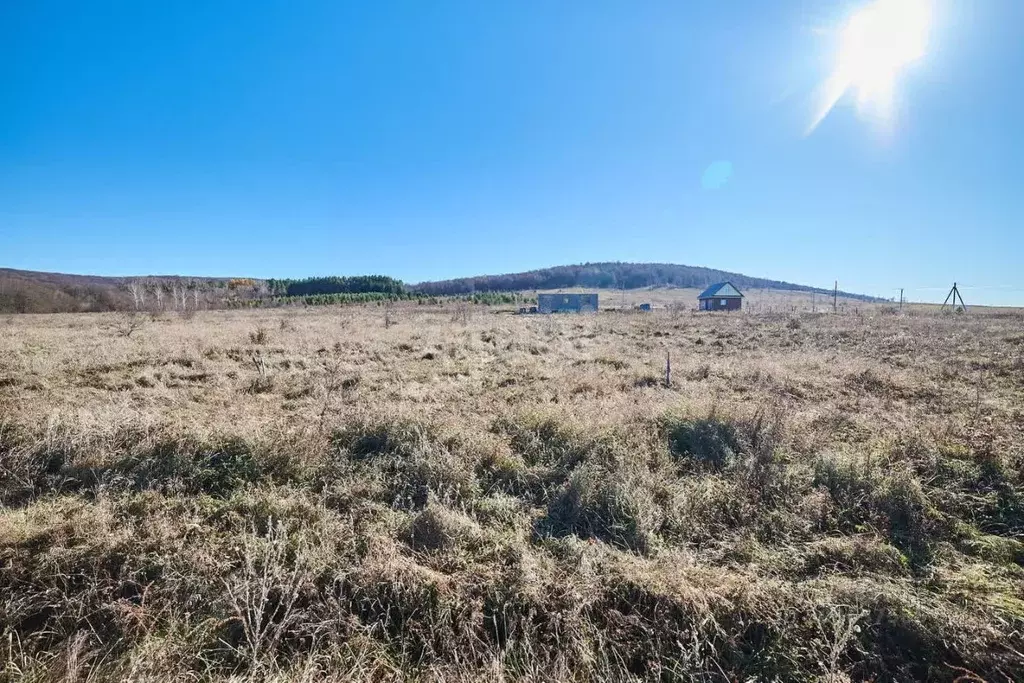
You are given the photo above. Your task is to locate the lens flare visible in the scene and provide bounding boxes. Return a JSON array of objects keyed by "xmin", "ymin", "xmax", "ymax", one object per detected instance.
[{"xmin": 809, "ymin": 0, "xmax": 932, "ymax": 133}]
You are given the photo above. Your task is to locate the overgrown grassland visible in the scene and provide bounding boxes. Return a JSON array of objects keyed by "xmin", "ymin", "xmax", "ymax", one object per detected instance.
[{"xmin": 1, "ymin": 306, "xmax": 1022, "ymax": 681}]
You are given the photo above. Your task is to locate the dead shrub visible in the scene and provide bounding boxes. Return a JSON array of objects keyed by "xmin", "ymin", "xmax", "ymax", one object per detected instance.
[
  {"xmin": 687, "ymin": 363, "xmax": 711, "ymax": 381},
  {"xmin": 333, "ymin": 420, "xmax": 479, "ymax": 510},
  {"xmin": 813, "ymin": 452, "xmax": 877, "ymax": 531},
  {"xmin": 541, "ymin": 461, "xmax": 661, "ymax": 553},
  {"xmin": 633, "ymin": 374, "xmax": 662, "ymax": 388},
  {"xmin": 248, "ymin": 325, "xmax": 270, "ymax": 345},
  {"xmin": 222, "ymin": 522, "xmax": 314, "ymax": 671},
  {"xmin": 873, "ymin": 467, "xmax": 938, "ymax": 562},
  {"xmin": 664, "ymin": 416, "xmax": 739, "ymax": 471},
  {"xmin": 801, "ymin": 536, "xmax": 910, "ymax": 576},
  {"xmin": 113, "ymin": 312, "xmax": 145, "ymax": 338},
  {"xmin": 246, "ymin": 351, "xmax": 274, "ymax": 394},
  {"xmin": 405, "ymin": 505, "xmax": 483, "ymax": 552}
]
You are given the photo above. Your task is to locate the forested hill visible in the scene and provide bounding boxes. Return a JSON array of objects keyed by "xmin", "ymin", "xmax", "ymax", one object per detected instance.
[
  {"xmin": 0, "ymin": 262, "xmax": 881, "ymax": 313},
  {"xmin": 414, "ymin": 262, "xmax": 880, "ymax": 301}
]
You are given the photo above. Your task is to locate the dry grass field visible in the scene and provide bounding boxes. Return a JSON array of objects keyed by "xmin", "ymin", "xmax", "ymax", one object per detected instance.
[
  {"xmin": 1, "ymin": 303, "xmax": 1023, "ymax": 682},
  {"xmin": 539, "ymin": 287, "xmax": 877, "ymax": 313}
]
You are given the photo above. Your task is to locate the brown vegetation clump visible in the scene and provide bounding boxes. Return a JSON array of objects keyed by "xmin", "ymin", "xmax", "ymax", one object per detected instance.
[{"xmin": 0, "ymin": 301, "xmax": 1023, "ymax": 681}]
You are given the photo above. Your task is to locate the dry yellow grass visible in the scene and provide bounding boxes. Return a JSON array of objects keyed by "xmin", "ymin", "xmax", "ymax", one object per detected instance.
[
  {"xmin": 538, "ymin": 285, "xmax": 876, "ymax": 313},
  {"xmin": 1, "ymin": 303, "xmax": 1023, "ymax": 681}
]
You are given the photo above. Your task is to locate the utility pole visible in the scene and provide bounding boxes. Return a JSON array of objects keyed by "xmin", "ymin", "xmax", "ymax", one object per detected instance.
[
  {"xmin": 833, "ymin": 280, "xmax": 838, "ymax": 314},
  {"xmin": 941, "ymin": 282, "xmax": 967, "ymax": 313},
  {"xmin": 899, "ymin": 288, "xmax": 904, "ymax": 312}
]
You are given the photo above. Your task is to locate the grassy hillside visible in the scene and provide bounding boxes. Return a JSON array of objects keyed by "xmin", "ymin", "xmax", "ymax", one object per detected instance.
[
  {"xmin": 0, "ymin": 263, "xmax": 883, "ymax": 314},
  {"xmin": 1, "ymin": 304, "xmax": 1022, "ymax": 681},
  {"xmin": 414, "ymin": 262, "xmax": 880, "ymax": 301}
]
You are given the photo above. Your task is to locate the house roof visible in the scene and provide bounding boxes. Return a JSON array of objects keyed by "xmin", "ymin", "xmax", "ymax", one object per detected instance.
[{"xmin": 697, "ymin": 282, "xmax": 743, "ymax": 299}]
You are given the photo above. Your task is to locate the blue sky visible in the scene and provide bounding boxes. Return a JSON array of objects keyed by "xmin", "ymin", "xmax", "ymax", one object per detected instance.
[{"xmin": 2, "ymin": 0, "xmax": 1022, "ymax": 304}]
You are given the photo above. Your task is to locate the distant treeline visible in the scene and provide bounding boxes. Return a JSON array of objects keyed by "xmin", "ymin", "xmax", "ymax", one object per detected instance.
[
  {"xmin": 0, "ymin": 268, "xmax": 530, "ymax": 314},
  {"xmin": 414, "ymin": 262, "xmax": 881, "ymax": 302},
  {"xmin": 229, "ymin": 291, "xmax": 529, "ymax": 308},
  {"xmin": 0, "ymin": 262, "xmax": 883, "ymax": 314},
  {"xmin": 0, "ymin": 274, "xmax": 126, "ymax": 314},
  {"xmin": 266, "ymin": 276, "xmax": 406, "ymax": 297}
]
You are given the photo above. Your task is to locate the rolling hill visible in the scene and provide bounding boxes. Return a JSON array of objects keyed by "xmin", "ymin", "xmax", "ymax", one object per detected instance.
[
  {"xmin": 0, "ymin": 269, "xmax": 234, "ymax": 314},
  {"xmin": 413, "ymin": 262, "xmax": 878, "ymax": 301},
  {"xmin": 0, "ymin": 263, "xmax": 879, "ymax": 314}
]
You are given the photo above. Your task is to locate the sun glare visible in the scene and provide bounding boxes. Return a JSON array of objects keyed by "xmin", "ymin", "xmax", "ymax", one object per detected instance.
[{"xmin": 809, "ymin": 0, "xmax": 932, "ymax": 133}]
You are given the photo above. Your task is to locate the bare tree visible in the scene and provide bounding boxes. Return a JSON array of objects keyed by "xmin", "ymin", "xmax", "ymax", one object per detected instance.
[
  {"xmin": 150, "ymin": 281, "xmax": 165, "ymax": 310},
  {"xmin": 451, "ymin": 301, "xmax": 469, "ymax": 325},
  {"xmin": 177, "ymin": 284, "xmax": 190, "ymax": 311},
  {"xmin": 114, "ymin": 312, "xmax": 145, "ymax": 338},
  {"xmin": 126, "ymin": 281, "xmax": 145, "ymax": 310}
]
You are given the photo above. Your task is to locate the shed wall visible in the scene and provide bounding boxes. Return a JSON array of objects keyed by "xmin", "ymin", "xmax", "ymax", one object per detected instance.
[
  {"xmin": 537, "ymin": 293, "xmax": 599, "ymax": 313},
  {"xmin": 699, "ymin": 297, "xmax": 742, "ymax": 311}
]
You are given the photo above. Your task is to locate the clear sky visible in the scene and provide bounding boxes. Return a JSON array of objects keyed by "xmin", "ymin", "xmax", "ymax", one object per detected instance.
[{"xmin": 2, "ymin": 1, "xmax": 1022, "ymax": 304}]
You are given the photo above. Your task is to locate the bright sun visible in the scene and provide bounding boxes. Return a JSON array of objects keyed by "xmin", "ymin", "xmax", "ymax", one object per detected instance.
[{"xmin": 809, "ymin": 0, "xmax": 932, "ymax": 132}]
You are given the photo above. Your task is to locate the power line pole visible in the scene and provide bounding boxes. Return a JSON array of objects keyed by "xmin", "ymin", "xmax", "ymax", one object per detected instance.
[
  {"xmin": 899, "ymin": 288, "xmax": 904, "ymax": 312},
  {"xmin": 833, "ymin": 280, "xmax": 838, "ymax": 314},
  {"xmin": 941, "ymin": 282, "xmax": 967, "ymax": 313}
]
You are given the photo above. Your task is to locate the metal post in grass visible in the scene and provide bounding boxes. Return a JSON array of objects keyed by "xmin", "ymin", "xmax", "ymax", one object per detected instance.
[
  {"xmin": 941, "ymin": 282, "xmax": 967, "ymax": 313},
  {"xmin": 664, "ymin": 350, "xmax": 671, "ymax": 388}
]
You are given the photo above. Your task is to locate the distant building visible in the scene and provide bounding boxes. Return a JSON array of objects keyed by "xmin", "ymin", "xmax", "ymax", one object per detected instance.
[
  {"xmin": 698, "ymin": 282, "xmax": 743, "ymax": 311},
  {"xmin": 537, "ymin": 293, "xmax": 599, "ymax": 314}
]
